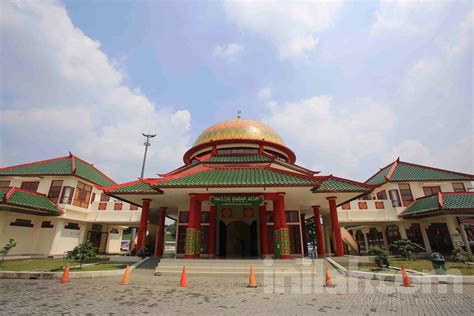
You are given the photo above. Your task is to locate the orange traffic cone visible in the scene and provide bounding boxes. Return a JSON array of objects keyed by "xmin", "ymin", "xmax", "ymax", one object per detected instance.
[
  {"xmin": 60, "ymin": 263, "xmax": 70, "ymax": 283},
  {"xmin": 179, "ymin": 266, "xmax": 188, "ymax": 287},
  {"xmin": 247, "ymin": 265, "xmax": 257, "ymax": 288},
  {"xmin": 401, "ymin": 265, "xmax": 412, "ymax": 287},
  {"xmin": 121, "ymin": 265, "xmax": 130, "ymax": 285},
  {"xmin": 324, "ymin": 267, "xmax": 335, "ymax": 287}
]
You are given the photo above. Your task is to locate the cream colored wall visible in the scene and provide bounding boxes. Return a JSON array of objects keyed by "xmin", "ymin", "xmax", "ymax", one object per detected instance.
[{"xmin": 105, "ymin": 226, "xmax": 124, "ymax": 254}]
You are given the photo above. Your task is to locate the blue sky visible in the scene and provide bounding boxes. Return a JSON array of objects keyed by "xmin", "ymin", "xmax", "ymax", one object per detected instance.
[{"xmin": 1, "ymin": 0, "xmax": 472, "ymax": 183}]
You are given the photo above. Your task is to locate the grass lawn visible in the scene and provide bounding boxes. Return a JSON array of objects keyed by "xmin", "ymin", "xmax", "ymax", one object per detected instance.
[
  {"xmin": 339, "ymin": 258, "xmax": 474, "ymax": 276},
  {"xmin": 0, "ymin": 258, "xmax": 106, "ymax": 272},
  {"xmin": 390, "ymin": 259, "xmax": 474, "ymax": 276}
]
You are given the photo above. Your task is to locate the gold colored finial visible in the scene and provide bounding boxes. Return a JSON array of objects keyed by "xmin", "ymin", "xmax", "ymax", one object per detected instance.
[{"xmin": 237, "ymin": 110, "xmax": 242, "ymax": 119}]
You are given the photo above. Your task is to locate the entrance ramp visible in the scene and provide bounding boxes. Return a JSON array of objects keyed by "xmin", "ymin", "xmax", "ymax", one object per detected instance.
[
  {"xmin": 156, "ymin": 258, "xmax": 326, "ymax": 275},
  {"xmin": 341, "ymin": 227, "xmax": 359, "ymax": 255}
]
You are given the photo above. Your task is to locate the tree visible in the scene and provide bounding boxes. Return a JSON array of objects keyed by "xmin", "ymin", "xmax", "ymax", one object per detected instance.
[
  {"xmin": 368, "ymin": 247, "xmax": 390, "ymax": 268},
  {"xmin": 166, "ymin": 222, "xmax": 177, "ymax": 239},
  {"xmin": 0, "ymin": 239, "xmax": 17, "ymax": 265},
  {"xmin": 389, "ymin": 239, "xmax": 425, "ymax": 260},
  {"xmin": 66, "ymin": 241, "xmax": 96, "ymax": 268}
]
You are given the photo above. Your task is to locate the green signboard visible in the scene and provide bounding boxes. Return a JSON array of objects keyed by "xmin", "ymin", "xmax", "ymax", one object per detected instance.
[{"xmin": 211, "ymin": 195, "xmax": 263, "ymax": 206}]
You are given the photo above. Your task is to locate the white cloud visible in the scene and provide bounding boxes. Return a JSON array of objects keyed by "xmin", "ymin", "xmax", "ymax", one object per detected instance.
[
  {"xmin": 0, "ymin": 1, "xmax": 191, "ymax": 181},
  {"xmin": 262, "ymin": 95, "xmax": 396, "ymax": 171},
  {"xmin": 372, "ymin": 0, "xmax": 448, "ymax": 36},
  {"xmin": 223, "ymin": 0, "xmax": 342, "ymax": 59},
  {"xmin": 257, "ymin": 86, "xmax": 272, "ymax": 101},
  {"xmin": 385, "ymin": 138, "xmax": 473, "ymax": 174},
  {"xmin": 213, "ymin": 43, "xmax": 244, "ymax": 61}
]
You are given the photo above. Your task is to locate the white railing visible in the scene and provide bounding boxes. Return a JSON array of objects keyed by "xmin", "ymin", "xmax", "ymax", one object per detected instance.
[{"xmin": 337, "ymin": 200, "xmax": 399, "ymax": 223}]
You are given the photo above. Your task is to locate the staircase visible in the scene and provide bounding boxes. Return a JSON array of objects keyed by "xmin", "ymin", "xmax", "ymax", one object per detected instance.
[
  {"xmin": 341, "ymin": 227, "xmax": 359, "ymax": 255},
  {"xmin": 155, "ymin": 258, "xmax": 326, "ymax": 275}
]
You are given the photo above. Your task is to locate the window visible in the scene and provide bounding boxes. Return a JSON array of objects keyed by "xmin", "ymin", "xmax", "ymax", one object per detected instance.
[
  {"xmin": 389, "ymin": 189, "xmax": 402, "ymax": 207},
  {"xmin": 90, "ymin": 193, "xmax": 96, "ymax": 203},
  {"xmin": 41, "ymin": 221, "xmax": 54, "ymax": 228},
  {"xmin": 10, "ymin": 219, "xmax": 33, "ymax": 227},
  {"xmin": 266, "ymin": 211, "xmax": 274, "ymax": 223},
  {"xmin": 406, "ymin": 224, "xmax": 425, "ymax": 248},
  {"xmin": 200, "ymin": 226, "xmax": 209, "ymax": 254},
  {"xmin": 453, "ymin": 183, "xmax": 466, "ymax": 193},
  {"xmin": 201, "ymin": 211, "xmax": 210, "ymax": 223},
  {"xmin": 114, "ymin": 203, "xmax": 123, "ymax": 210},
  {"xmin": 73, "ymin": 181, "xmax": 92, "ymax": 208},
  {"xmin": 355, "ymin": 231, "xmax": 366, "ymax": 252},
  {"xmin": 64, "ymin": 222, "xmax": 80, "ymax": 230},
  {"xmin": 423, "ymin": 186, "xmax": 441, "ymax": 196},
  {"xmin": 288, "ymin": 225, "xmax": 301, "ymax": 254},
  {"xmin": 179, "ymin": 212, "xmax": 189, "ymax": 223},
  {"xmin": 376, "ymin": 190, "xmax": 388, "ymax": 200},
  {"xmin": 130, "ymin": 204, "xmax": 139, "ymax": 211},
  {"xmin": 59, "ymin": 186, "xmax": 75, "ymax": 204},
  {"xmin": 367, "ymin": 228, "xmax": 384, "ymax": 249},
  {"xmin": 177, "ymin": 226, "xmax": 187, "ymax": 254},
  {"xmin": 21, "ymin": 181, "xmax": 39, "ymax": 191},
  {"xmin": 47, "ymin": 180, "xmax": 63, "ymax": 203},
  {"xmin": 100, "ymin": 193, "xmax": 110, "ymax": 202},
  {"xmin": 398, "ymin": 183, "xmax": 414, "ymax": 206},
  {"xmin": 0, "ymin": 180, "xmax": 10, "ymax": 187},
  {"xmin": 385, "ymin": 225, "xmax": 401, "ymax": 245},
  {"xmin": 361, "ymin": 194, "xmax": 371, "ymax": 200},
  {"xmin": 285, "ymin": 211, "xmax": 299, "ymax": 223}
]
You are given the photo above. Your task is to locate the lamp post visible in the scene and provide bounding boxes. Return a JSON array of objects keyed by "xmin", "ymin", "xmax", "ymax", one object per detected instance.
[{"xmin": 131, "ymin": 133, "xmax": 156, "ymax": 255}]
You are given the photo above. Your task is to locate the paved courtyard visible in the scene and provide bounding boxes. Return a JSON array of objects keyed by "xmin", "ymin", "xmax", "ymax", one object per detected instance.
[{"xmin": 0, "ymin": 268, "xmax": 473, "ymax": 315}]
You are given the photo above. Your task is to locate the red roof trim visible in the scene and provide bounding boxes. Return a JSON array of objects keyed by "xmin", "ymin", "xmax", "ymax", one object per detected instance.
[
  {"xmin": 3, "ymin": 187, "xmax": 16, "ymax": 202},
  {"xmin": 364, "ymin": 159, "xmax": 396, "ymax": 184},
  {"xmin": 438, "ymin": 192, "xmax": 443, "ymax": 209},
  {"xmin": 385, "ymin": 159, "xmax": 398, "ymax": 180},
  {"xmin": 70, "ymin": 152, "xmax": 76, "ymax": 174}
]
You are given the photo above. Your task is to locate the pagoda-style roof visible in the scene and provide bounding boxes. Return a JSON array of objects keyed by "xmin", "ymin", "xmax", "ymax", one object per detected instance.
[
  {"xmin": 0, "ymin": 153, "xmax": 116, "ymax": 187},
  {"xmin": 152, "ymin": 167, "xmax": 320, "ymax": 188},
  {"xmin": 0, "ymin": 187, "xmax": 63, "ymax": 216},
  {"xmin": 313, "ymin": 177, "xmax": 372, "ymax": 193},
  {"xmin": 366, "ymin": 158, "xmax": 474, "ymax": 185},
  {"xmin": 203, "ymin": 154, "xmax": 272, "ymax": 164},
  {"xmin": 400, "ymin": 192, "xmax": 474, "ymax": 219}
]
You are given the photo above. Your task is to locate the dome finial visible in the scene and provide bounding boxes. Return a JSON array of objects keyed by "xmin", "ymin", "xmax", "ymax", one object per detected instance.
[{"xmin": 236, "ymin": 110, "xmax": 242, "ymax": 119}]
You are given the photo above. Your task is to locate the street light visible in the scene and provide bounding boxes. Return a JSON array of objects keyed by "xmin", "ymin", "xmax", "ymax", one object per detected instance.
[{"xmin": 140, "ymin": 133, "xmax": 156, "ymax": 179}]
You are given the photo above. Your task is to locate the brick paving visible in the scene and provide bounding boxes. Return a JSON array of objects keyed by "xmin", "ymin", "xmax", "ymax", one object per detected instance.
[{"xmin": 0, "ymin": 268, "xmax": 473, "ymax": 315}]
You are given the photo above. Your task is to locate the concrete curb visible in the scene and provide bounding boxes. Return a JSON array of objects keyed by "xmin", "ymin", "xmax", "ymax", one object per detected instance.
[
  {"xmin": 325, "ymin": 257, "xmax": 474, "ymax": 285},
  {"xmin": 0, "ymin": 257, "xmax": 149, "ymax": 280}
]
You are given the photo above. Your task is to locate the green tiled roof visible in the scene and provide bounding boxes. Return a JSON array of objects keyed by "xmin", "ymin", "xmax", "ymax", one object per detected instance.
[
  {"xmin": 366, "ymin": 160, "xmax": 474, "ymax": 185},
  {"xmin": 1, "ymin": 188, "xmax": 61, "ymax": 214},
  {"xmin": 401, "ymin": 193, "xmax": 474, "ymax": 218},
  {"xmin": 313, "ymin": 178, "xmax": 371, "ymax": 192},
  {"xmin": 108, "ymin": 181, "xmax": 158, "ymax": 194},
  {"xmin": 274, "ymin": 160, "xmax": 314, "ymax": 175},
  {"xmin": 155, "ymin": 168, "xmax": 318, "ymax": 188},
  {"xmin": 0, "ymin": 155, "xmax": 115, "ymax": 187},
  {"xmin": 204, "ymin": 154, "xmax": 272, "ymax": 163}
]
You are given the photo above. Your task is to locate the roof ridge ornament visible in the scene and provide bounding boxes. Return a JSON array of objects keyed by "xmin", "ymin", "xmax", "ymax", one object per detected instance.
[{"xmin": 237, "ymin": 110, "xmax": 242, "ymax": 119}]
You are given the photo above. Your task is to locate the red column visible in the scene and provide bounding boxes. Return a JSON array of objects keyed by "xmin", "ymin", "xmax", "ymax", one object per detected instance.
[
  {"xmin": 185, "ymin": 195, "xmax": 197, "ymax": 259},
  {"xmin": 259, "ymin": 203, "xmax": 269, "ymax": 256},
  {"xmin": 312, "ymin": 205, "xmax": 325, "ymax": 257},
  {"xmin": 328, "ymin": 197, "xmax": 344, "ymax": 257},
  {"xmin": 208, "ymin": 205, "xmax": 217, "ymax": 257},
  {"xmin": 276, "ymin": 193, "xmax": 290, "ymax": 259},
  {"xmin": 136, "ymin": 199, "xmax": 151, "ymax": 254},
  {"xmin": 300, "ymin": 214, "xmax": 308, "ymax": 257},
  {"xmin": 155, "ymin": 207, "xmax": 167, "ymax": 257}
]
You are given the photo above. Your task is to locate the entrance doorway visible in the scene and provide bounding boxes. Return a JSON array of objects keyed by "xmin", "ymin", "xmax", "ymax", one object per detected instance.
[
  {"xmin": 87, "ymin": 231, "xmax": 108, "ymax": 253},
  {"xmin": 426, "ymin": 223, "xmax": 453, "ymax": 254},
  {"xmin": 218, "ymin": 220, "xmax": 258, "ymax": 257}
]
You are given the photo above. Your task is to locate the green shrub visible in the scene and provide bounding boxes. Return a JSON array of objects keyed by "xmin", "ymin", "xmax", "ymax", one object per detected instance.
[
  {"xmin": 66, "ymin": 241, "xmax": 97, "ymax": 268},
  {"xmin": 0, "ymin": 239, "xmax": 17, "ymax": 265},
  {"xmin": 389, "ymin": 239, "xmax": 424, "ymax": 260},
  {"xmin": 452, "ymin": 248, "xmax": 474, "ymax": 263},
  {"xmin": 368, "ymin": 247, "xmax": 390, "ymax": 268}
]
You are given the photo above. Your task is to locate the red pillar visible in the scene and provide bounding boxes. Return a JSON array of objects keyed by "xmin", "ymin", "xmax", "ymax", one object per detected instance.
[
  {"xmin": 300, "ymin": 214, "xmax": 308, "ymax": 257},
  {"xmin": 185, "ymin": 195, "xmax": 197, "ymax": 259},
  {"xmin": 155, "ymin": 207, "xmax": 167, "ymax": 257},
  {"xmin": 276, "ymin": 193, "xmax": 290, "ymax": 259},
  {"xmin": 328, "ymin": 197, "xmax": 344, "ymax": 257},
  {"xmin": 136, "ymin": 199, "xmax": 151, "ymax": 254},
  {"xmin": 208, "ymin": 205, "xmax": 217, "ymax": 257},
  {"xmin": 312, "ymin": 205, "xmax": 325, "ymax": 258},
  {"xmin": 259, "ymin": 203, "xmax": 269, "ymax": 256}
]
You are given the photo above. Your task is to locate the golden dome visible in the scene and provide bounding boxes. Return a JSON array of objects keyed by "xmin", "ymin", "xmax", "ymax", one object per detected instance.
[{"xmin": 193, "ymin": 118, "xmax": 285, "ymax": 147}]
